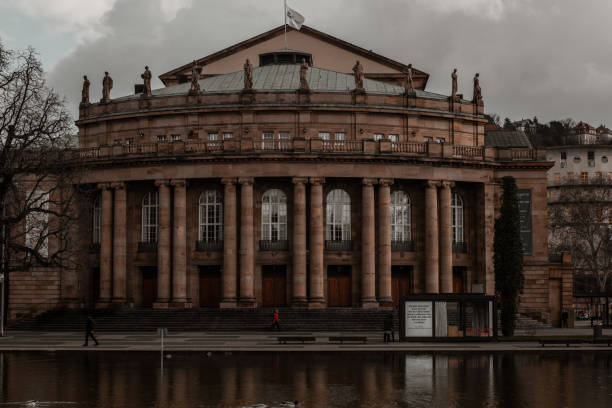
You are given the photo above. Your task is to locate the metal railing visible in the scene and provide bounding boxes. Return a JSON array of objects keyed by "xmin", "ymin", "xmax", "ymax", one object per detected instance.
[
  {"xmin": 325, "ymin": 240, "xmax": 353, "ymax": 251},
  {"xmin": 391, "ymin": 240, "xmax": 414, "ymax": 252},
  {"xmin": 259, "ymin": 240, "xmax": 289, "ymax": 251},
  {"xmin": 196, "ymin": 240, "xmax": 223, "ymax": 252}
]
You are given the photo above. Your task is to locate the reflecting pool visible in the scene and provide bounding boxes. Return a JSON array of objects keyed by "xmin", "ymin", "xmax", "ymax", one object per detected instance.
[{"xmin": 0, "ymin": 352, "xmax": 611, "ymax": 407}]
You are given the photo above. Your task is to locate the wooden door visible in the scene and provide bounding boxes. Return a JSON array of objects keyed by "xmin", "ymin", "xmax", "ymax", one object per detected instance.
[
  {"xmin": 327, "ymin": 266, "xmax": 351, "ymax": 307},
  {"xmin": 141, "ymin": 267, "xmax": 157, "ymax": 307},
  {"xmin": 199, "ymin": 266, "xmax": 222, "ymax": 308},
  {"xmin": 392, "ymin": 266, "xmax": 412, "ymax": 307},
  {"xmin": 549, "ymin": 279, "xmax": 562, "ymax": 327},
  {"xmin": 262, "ymin": 265, "xmax": 287, "ymax": 307},
  {"xmin": 453, "ymin": 267, "xmax": 465, "ymax": 293}
]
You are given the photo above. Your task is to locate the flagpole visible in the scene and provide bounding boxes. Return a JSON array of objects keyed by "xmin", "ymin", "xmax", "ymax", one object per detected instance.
[{"xmin": 284, "ymin": 0, "xmax": 288, "ymax": 49}]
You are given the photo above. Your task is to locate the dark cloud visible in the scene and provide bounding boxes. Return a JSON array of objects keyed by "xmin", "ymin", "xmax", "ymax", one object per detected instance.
[{"xmin": 48, "ymin": 0, "xmax": 612, "ymax": 126}]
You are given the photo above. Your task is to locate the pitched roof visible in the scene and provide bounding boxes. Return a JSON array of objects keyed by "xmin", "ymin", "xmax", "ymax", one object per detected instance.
[
  {"xmin": 485, "ymin": 130, "xmax": 532, "ymax": 148},
  {"xmin": 159, "ymin": 25, "xmax": 428, "ymax": 87}
]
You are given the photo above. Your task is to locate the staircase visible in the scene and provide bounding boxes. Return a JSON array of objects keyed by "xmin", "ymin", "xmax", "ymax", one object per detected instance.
[{"xmin": 10, "ymin": 308, "xmax": 400, "ymax": 332}]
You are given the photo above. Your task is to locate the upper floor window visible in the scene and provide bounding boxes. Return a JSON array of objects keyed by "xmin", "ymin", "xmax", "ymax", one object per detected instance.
[
  {"xmin": 580, "ymin": 172, "xmax": 589, "ymax": 184},
  {"xmin": 594, "ymin": 172, "xmax": 602, "ymax": 183},
  {"xmin": 553, "ymin": 173, "xmax": 561, "ymax": 184},
  {"xmin": 388, "ymin": 134, "xmax": 398, "ymax": 143},
  {"xmin": 278, "ymin": 131, "xmax": 291, "ymax": 140},
  {"xmin": 326, "ymin": 189, "xmax": 351, "ymax": 241},
  {"xmin": 436, "ymin": 137, "xmax": 446, "ymax": 144},
  {"xmin": 334, "ymin": 132, "xmax": 346, "ymax": 141},
  {"xmin": 171, "ymin": 134, "xmax": 182, "ymax": 141},
  {"xmin": 113, "ymin": 139, "xmax": 122, "ymax": 145},
  {"xmin": 390, "ymin": 191, "xmax": 411, "ymax": 242},
  {"xmin": 141, "ymin": 192, "xmax": 158, "ymax": 243},
  {"xmin": 93, "ymin": 195, "xmax": 101, "ymax": 244},
  {"xmin": 318, "ymin": 132, "xmax": 330, "ymax": 140},
  {"xmin": 125, "ymin": 138, "xmax": 134, "ymax": 145},
  {"xmin": 373, "ymin": 133, "xmax": 384, "ymax": 141},
  {"xmin": 423, "ymin": 136, "xmax": 432, "ymax": 143},
  {"xmin": 560, "ymin": 152, "xmax": 567, "ymax": 160},
  {"xmin": 222, "ymin": 132, "xmax": 234, "ymax": 140},
  {"xmin": 451, "ymin": 193, "xmax": 464, "ymax": 244},
  {"xmin": 261, "ymin": 189, "xmax": 287, "ymax": 241},
  {"xmin": 262, "ymin": 131, "xmax": 274, "ymax": 140},
  {"xmin": 199, "ymin": 190, "xmax": 223, "ymax": 242},
  {"xmin": 157, "ymin": 135, "xmax": 167, "ymax": 142},
  {"xmin": 566, "ymin": 172, "xmax": 575, "ymax": 183},
  {"xmin": 208, "ymin": 133, "xmax": 219, "ymax": 141},
  {"xmin": 588, "ymin": 151, "xmax": 595, "ymax": 167}
]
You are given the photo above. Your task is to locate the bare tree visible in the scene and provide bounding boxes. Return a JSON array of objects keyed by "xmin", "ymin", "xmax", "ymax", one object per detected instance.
[{"xmin": 0, "ymin": 41, "xmax": 83, "ymax": 330}]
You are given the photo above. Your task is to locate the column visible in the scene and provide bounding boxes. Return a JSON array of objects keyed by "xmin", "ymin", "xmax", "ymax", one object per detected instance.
[
  {"xmin": 482, "ymin": 183, "xmax": 496, "ymax": 295},
  {"xmin": 425, "ymin": 180, "xmax": 440, "ymax": 293},
  {"xmin": 111, "ymin": 182, "xmax": 127, "ymax": 302},
  {"xmin": 439, "ymin": 181, "xmax": 454, "ymax": 293},
  {"xmin": 239, "ymin": 177, "xmax": 255, "ymax": 306},
  {"xmin": 361, "ymin": 178, "xmax": 378, "ymax": 308},
  {"xmin": 377, "ymin": 178, "xmax": 393, "ymax": 305},
  {"xmin": 309, "ymin": 177, "xmax": 325, "ymax": 307},
  {"xmin": 171, "ymin": 179, "xmax": 190, "ymax": 306},
  {"xmin": 98, "ymin": 183, "xmax": 112, "ymax": 305},
  {"xmin": 292, "ymin": 177, "xmax": 308, "ymax": 306},
  {"xmin": 155, "ymin": 180, "xmax": 171, "ymax": 306},
  {"xmin": 221, "ymin": 178, "xmax": 238, "ymax": 307}
]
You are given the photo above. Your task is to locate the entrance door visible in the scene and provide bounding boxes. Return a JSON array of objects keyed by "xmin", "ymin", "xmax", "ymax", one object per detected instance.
[
  {"xmin": 141, "ymin": 267, "xmax": 157, "ymax": 307},
  {"xmin": 199, "ymin": 266, "xmax": 222, "ymax": 308},
  {"xmin": 549, "ymin": 279, "xmax": 562, "ymax": 327},
  {"xmin": 262, "ymin": 265, "xmax": 287, "ymax": 307},
  {"xmin": 392, "ymin": 266, "xmax": 412, "ymax": 307},
  {"xmin": 453, "ymin": 267, "xmax": 466, "ymax": 293},
  {"xmin": 327, "ymin": 265, "xmax": 352, "ymax": 307}
]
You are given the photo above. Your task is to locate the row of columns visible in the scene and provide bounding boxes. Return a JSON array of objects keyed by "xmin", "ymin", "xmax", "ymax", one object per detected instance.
[{"xmin": 98, "ymin": 176, "xmax": 457, "ymax": 308}]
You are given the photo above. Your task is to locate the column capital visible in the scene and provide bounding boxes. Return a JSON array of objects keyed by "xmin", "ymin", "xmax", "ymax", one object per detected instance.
[
  {"xmin": 97, "ymin": 182, "xmax": 112, "ymax": 190},
  {"xmin": 378, "ymin": 178, "xmax": 394, "ymax": 187},
  {"xmin": 221, "ymin": 177, "xmax": 237, "ymax": 185},
  {"xmin": 309, "ymin": 177, "xmax": 325, "ymax": 185},
  {"xmin": 110, "ymin": 182, "xmax": 125, "ymax": 190},
  {"xmin": 292, "ymin": 177, "xmax": 309, "ymax": 185},
  {"xmin": 441, "ymin": 181, "xmax": 455, "ymax": 189},
  {"xmin": 238, "ymin": 177, "xmax": 254, "ymax": 185},
  {"xmin": 426, "ymin": 180, "xmax": 441, "ymax": 189},
  {"xmin": 170, "ymin": 179, "xmax": 187, "ymax": 188},
  {"xmin": 362, "ymin": 178, "xmax": 377, "ymax": 186},
  {"xmin": 154, "ymin": 179, "xmax": 170, "ymax": 187}
]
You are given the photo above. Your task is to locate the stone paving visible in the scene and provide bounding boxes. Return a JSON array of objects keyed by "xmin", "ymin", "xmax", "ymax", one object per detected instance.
[{"xmin": 0, "ymin": 327, "xmax": 611, "ymax": 352}]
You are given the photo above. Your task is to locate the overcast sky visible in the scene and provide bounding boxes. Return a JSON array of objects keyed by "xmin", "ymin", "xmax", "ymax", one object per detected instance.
[{"xmin": 1, "ymin": 0, "xmax": 611, "ymax": 127}]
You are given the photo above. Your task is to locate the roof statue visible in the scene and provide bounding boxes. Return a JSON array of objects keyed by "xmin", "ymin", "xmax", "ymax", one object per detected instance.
[
  {"xmin": 189, "ymin": 60, "xmax": 202, "ymax": 95},
  {"xmin": 451, "ymin": 68, "xmax": 458, "ymax": 101},
  {"xmin": 473, "ymin": 73, "xmax": 483, "ymax": 105},
  {"xmin": 243, "ymin": 59, "xmax": 253, "ymax": 91},
  {"xmin": 352, "ymin": 60, "xmax": 365, "ymax": 92},
  {"xmin": 81, "ymin": 75, "xmax": 90, "ymax": 105},
  {"xmin": 299, "ymin": 58, "xmax": 309, "ymax": 92},
  {"xmin": 141, "ymin": 66, "xmax": 152, "ymax": 97},
  {"xmin": 101, "ymin": 71, "xmax": 113, "ymax": 103},
  {"xmin": 405, "ymin": 64, "xmax": 414, "ymax": 94}
]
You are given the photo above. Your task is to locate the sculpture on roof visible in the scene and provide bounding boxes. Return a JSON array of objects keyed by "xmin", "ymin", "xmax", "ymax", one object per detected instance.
[
  {"xmin": 352, "ymin": 60, "xmax": 365, "ymax": 92},
  {"xmin": 243, "ymin": 59, "xmax": 253, "ymax": 91},
  {"xmin": 101, "ymin": 71, "xmax": 113, "ymax": 103},
  {"xmin": 299, "ymin": 58, "xmax": 309, "ymax": 92},
  {"xmin": 141, "ymin": 66, "xmax": 152, "ymax": 97},
  {"xmin": 81, "ymin": 75, "xmax": 90, "ymax": 105},
  {"xmin": 189, "ymin": 60, "xmax": 202, "ymax": 95},
  {"xmin": 405, "ymin": 64, "xmax": 414, "ymax": 94},
  {"xmin": 473, "ymin": 73, "xmax": 483, "ymax": 105},
  {"xmin": 451, "ymin": 68, "xmax": 458, "ymax": 101}
]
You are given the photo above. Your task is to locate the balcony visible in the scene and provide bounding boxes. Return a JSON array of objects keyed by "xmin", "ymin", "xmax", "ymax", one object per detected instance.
[
  {"xmin": 196, "ymin": 240, "xmax": 223, "ymax": 252},
  {"xmin": 452, "ymin": 241, "xmax": 467, "ymax": 253},
  {"xmin": 325, "ymin": 240, "xmax": 353, "ymax": 251},
  {"xmin": 391, "ymin": 240, "xmax": 414, "ymax": 252},
  {"xmin": 138, "ymin": 241, "xmax": 157, "ymax": 252},
  {"xmin": 259, "ymin": 240, "xmax": 289, "ymax": 251}
]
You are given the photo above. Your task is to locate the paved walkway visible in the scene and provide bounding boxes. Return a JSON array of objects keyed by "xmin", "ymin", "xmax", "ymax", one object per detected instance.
[{"xmin": 0, "ymin": 327, "xmax": 610, "ymax": 352}]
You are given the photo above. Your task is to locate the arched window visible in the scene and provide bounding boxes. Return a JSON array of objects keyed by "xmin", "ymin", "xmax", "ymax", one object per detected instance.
[
  {"xmin": 141, "ymin": 192, "xmax": 158, "ymax": 243},
  {"xmin": 199, "ymin": 190, "xmax": 223, "ymax": 242},
  {"xmin": 261, "ymin": 189, "xmax": 287, "ymax": 241},
  {"xmin": 390, "ymin": 191, "xmax": 411, "ymax": 242},
  {"xmin": 93, "ymin": 195, "xmax": 101, "ymax": 244},
  {"xmin": 326, "ymin": 189, "xmax": 351, "ymax": 241},
  {"xmin": 451, "ymin": 192, "xmax": 464, "ymax": 243}
]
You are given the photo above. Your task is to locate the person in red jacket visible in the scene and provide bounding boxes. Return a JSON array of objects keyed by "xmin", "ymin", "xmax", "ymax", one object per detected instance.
[{"xmin": 271, "ymin": 309, "xmax": 281, "ymax": 331}]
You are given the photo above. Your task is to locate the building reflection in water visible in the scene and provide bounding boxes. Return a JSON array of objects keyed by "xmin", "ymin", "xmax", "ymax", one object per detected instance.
[{"xmin": 0, "ymin": 351, "xmax": 610, "ymax": 407}]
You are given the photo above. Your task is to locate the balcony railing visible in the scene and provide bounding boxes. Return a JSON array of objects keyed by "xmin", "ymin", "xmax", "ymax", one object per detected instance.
[
  {"xmin": 259, "ymin": 240, "xmax": 289, "ymax": 251},
  {"xmin": 254, "ymin": 140, "xmax": 293, "ymax": 151},
  {"xmin": 322, "ymin": 140, "xmax": 362, "ymax": 152},
  {"xmin": 325, "ymin": 240, "xmax": 353, "ymax": 251},
  {"xmin": 391, "ymin": 142, "xmax": 427, "ymax": 154},
  {"xmin": 184, "ymin": 140, "xmax": 223, "ymax": 153},
  {"xmin": 196, "ymin": 240, "xmax": 223, "ymax": 252},
  {"xmin": 453, "ymin": 145, "xmax": 484, "ymax": 158},
  {"xmin": 391, "ymin": 240, "xmax": 414, "ymax": 252},
  {"xmin": 138, "ymin": 241, "xmax": 157, "ymax": 252},
  {"xmin": 452, "ymin": 241, "xmax": 467, "ymax": 253}
]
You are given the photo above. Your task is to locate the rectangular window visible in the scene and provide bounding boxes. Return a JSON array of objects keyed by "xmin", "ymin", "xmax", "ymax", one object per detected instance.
[
  {"xmin": 278, "ymin": 131, "xmax": 291, "ymax": 140},
  {"xmin": 566, "ymin": 172, "xmax": 574, "ymax": 183},
  {"xmin": 588, "ymin": 151, "xmax": 595, "ymax": 167},
  {"xmin": 423, "ymin": 136, "xmax": 432, "ymax": 143},
  {"xmin": 318, "ymin": 132, "xmax": 330, "ymax": 140},
  {"xmin": 113, "ymin": 139, "xmax": 122, "ymax": 145},
  {"xmin": 334, "ymin": 132, "xmax": 346, "ymax": 140},
  {"xmin": 157, "ymin": 135, "xmax": 167, "ymax": 142},
  {"xmin": 580, "ymin": 172, "xmax": 589, "ymax": 184},
  {"xmin": 560, "ymin": 152, "xmax": 567, "ymax": 160},
  {"xmin": 171, "ymin": 134, "xmax": 181, "ymax": 141},
  {"xmin": 594, "ymin": 172, "xmax": 602, "ymax": 183},
  {"xmin": 553, "ymin": 173, "xmax": 560, "ymax": 184},
  {"xmin": 388, "ymin": 134, "xmax": 398, "ymax": 142},
  {"xmin": 126, "ymin": 138, "xmax": 134, "ymax": 145},
  {"xmin": 436, "ymin": 137, "xmax": 446, "ymax": 144},
  {"xmin": 222, "ymin": 132, "xmax": 234, "ymax": 140},
  {"xmin": 208, "ymin": 133, "xmax": 219, "ymax": 141},
  {"xmin": 262, "ymin": 131, "xmax": 274, "ymax": 140},
  {"xmin": 373, "ymin": 133, "xmax": 384, "ymax": 141}
]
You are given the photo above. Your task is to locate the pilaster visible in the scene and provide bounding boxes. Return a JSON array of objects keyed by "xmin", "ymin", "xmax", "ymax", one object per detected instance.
[
  {"xmin": 239, "ymin": 177, "xmax": 256, "ymax": 307},
  {"xmin": 361, "ymin": 178, "xmax": 378, "ymax": 308},
  {"xmin": 425, "ymin": 180, "xmax": 440, "ymax": 294},
  {"xmin": 292, "ymin": 177, "xmax": 308, "ymax": 307},
  {"xmin": 154, "ymin": 179, "xmax": 171, "ymax": 308},
  {"xmin": 309, "ymin": 177, "xmax": 325, "ymax": 307},
  {"xmin": 111, "ymin": 182, "xmax": 127, "ymax": 304},
  {"xmin": 97, "ymin": 183, "xmax": 112, "ymax": 307},
  {"xmin": 170, "ymin": 179, "xmax": 191, "ymax": 307},
  {"xmin": 377, "ymin": 178, "xmax": 393, "ymax": 305},
  {"xmin": 220, "ymin": 178, "xmax": 238, "ymax": 308},
  {"xmin": 439, "ymin": 181, "xmax": 454, "ymax": 293}
]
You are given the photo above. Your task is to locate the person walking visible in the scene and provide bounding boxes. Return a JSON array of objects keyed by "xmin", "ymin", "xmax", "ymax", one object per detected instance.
[
  {"xmin": 383, "ymin": 313, "xmax": 393, "ymax": 343},
  {"xmin": 271, "ymin": 309, "xmax": 281, "ymax": 331},
  {"xmin": 83, "ymin": 316, "xmax": 99, "ymax": 346},
  {"xmin": 561, "ymin": 310, "xmax": 569, "ymax": 328}
]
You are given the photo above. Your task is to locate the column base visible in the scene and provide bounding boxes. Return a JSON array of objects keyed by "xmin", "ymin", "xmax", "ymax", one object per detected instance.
[
  {"xmin": 308, "ymin": 298, "xmax": 326, "ymax": 308},
  {"xmin": 95, "ymin": 300, "xmax": 112, "ymax": 309},
  {"xmin": 111, "ymin": 298, "xmax": 130, "ymax": 308},
  {"xmin": 239, "ymin": 298, "xmax": 257, "ymax": 308},
  {"xmin": 291, "ymin": 297, "xmax": 309, "ymax": 308},
  {"xmin": 361, "ymin": 298, "xmax": 379, "ymax": 308},
  {"xmin": 219, "ymin": 298, "xmax": 238, "ymax": 308},
  {"xmin": 169, "ymin": 301, "xmax": 193, "ymax": 309},
  {"xmin": 152, "ymin": 301, "xmax": 170, "ymax": 309},
  {"xmin": 377, "ymin": 297, "xmax": 394, "ymax": 307}
]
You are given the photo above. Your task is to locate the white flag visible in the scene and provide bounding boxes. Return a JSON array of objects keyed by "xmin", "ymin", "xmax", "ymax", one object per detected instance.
[{"xmin": 286, "ymin": 5, "xmax": 305, "ymax": 30}]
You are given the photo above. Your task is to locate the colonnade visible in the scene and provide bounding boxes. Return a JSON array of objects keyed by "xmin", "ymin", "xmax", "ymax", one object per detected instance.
[{"xmin": 96, "ymin": 177, "xmax": 459, "ymax": 308}]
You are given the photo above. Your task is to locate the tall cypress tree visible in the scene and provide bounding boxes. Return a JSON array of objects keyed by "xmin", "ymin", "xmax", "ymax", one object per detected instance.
[{"xmin": 494, "ymin": 176, "xmax": 524, "ymax": 336}]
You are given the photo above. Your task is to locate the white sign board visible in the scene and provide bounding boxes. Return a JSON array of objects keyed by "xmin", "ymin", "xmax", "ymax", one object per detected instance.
[{"xmin": 404, "ymin": 301, "xmax": 433, "ymax": 337}]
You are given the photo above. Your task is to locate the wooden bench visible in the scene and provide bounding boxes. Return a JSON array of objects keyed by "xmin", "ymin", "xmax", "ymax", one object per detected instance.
[
  {"xmin": 328, "ymin": 336, "xmax": 367, "ymax": 344},
  {"xmin": 592, "ymin": 337, "xmax": 612, "ymax": 346},
  {"xmin": 277, "ymin": 336, "xmax": 316, "ymax": 344},
  {"xmin": 538, "ymin": 339, "xmax": 585, "ymax": 347}
]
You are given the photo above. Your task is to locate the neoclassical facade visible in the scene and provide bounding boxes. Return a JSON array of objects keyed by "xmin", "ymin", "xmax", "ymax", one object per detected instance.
[{"xmin": 9, "ymin": 26, "xmax": 553, "ymax": 318}]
